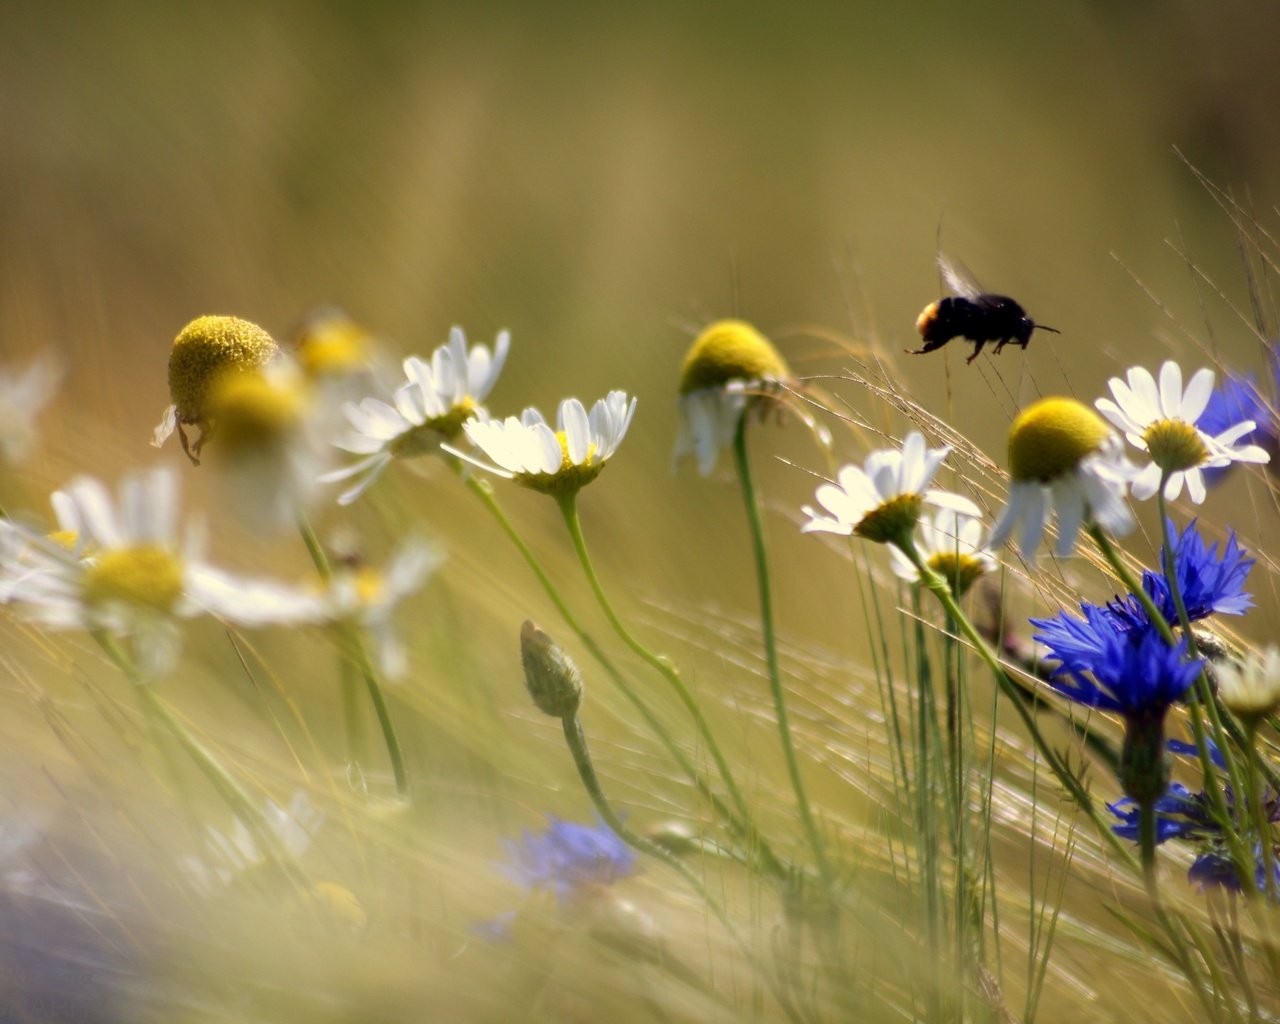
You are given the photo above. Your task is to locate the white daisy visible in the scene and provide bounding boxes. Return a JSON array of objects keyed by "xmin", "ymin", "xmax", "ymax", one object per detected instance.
[
  {"xmin": 988, "ymin": 396, "xmax": 1136, "ymax": 557},
  {"xmin": 0, "ymin": 353, "xmax": 59, "ymax": 463},
  {"xmin": 888, "ymin": 505, "xmax": 996, "ymax": 595},
  {"xmin": 450, "ymin": 390, "xmax": 637, "ymax": 495},
  {"xmin": 321, "ymin": 326, "xmax": 510, "ymax": 505},
  {"xmin": 801, "ymin": 431, "xmax": 973, "ymax": 544},
  {"xmin": 673, "ymin": 319, "xmax": 791, "ymax": 476},
  {"xmin": 1095, "ymin": 360, "xmax": 1270, "ymax": 504},
  {"xmin": 1215, "ymin": 645, "xmax": 1280, "ymax": 721},
  {"xmin": 324, "ymin": 537, "xmax": 440, "ymax": 680},
  {"xmin": 185, "ymin": 791, "xmax": 324, "ymax": 890},
  {"xmin": 0, "ymin": 466, "xmax": 325, "ymax": 677}
]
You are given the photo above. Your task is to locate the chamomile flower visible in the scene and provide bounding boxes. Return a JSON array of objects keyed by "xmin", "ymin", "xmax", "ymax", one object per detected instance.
[
  {"xmin": 1215, "ymin": 645, "xmax": 1280, "ymax": 722},
  {"xmin": 152, "ymin": 315, "xmax": 281, "ymax": 464},
  {"xmin": 801, "ymin": 431, "xmax": 973, "ymax": 545},
  {"xmin": 1095, "ymin": 360, "xmax": 1270, "ymax": 503},
  {"xmin": 324, "ymin": 537, "xmax": 440, "ymax": 680},
  {"xmin": 0, "ymin": 466, "xmax": 324, "ymax": 677},
  {"xmin": 888, "ymin": 505, "xmax": 996, "ymax": 595},
  {"xmin": 321, "ymin": 326, "xmax": 510, "ymax": 505},
  {"xmin": 988, "ymin": 396, "xmax": 1136, "ymax": 557},
  {"xmin": 0, "ymin": 352, "xmax": 59, "ymax": 462},
  {"xmin": 186, "ymin": 791, "xmax": 324, "ymax": 890},
  {"xmin": 452, "ymin": 390, "xmax": 636, "ymax": 496},
  {"xmin": 673, "ymin": 319, "xmax": 792, "ymax": 475}
]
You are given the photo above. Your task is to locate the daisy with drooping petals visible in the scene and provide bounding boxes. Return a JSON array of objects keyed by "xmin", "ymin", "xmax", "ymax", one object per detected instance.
[
  {"xmin": 1095, "ymin": 360, "xmax": 1270, "ymax": 503},
  {"xmin": 451, "ymin": 390, "xmax": 637, "ymax": 496},
  {"xmin": 888, "ymin": 505, "xmax": 996, "ymax": 595},
  {"xmin": 987, "ymin": 396, "xmax": 1136, "ymax": 557},
  {"xmin": 801, "ymin": 431, "xmax": 973, "ymax": 545},
  {"xmin": 0, "ymin": 466, "xmax": 324, "ymax": 677},
  {"xmin": 321, "ymin": 326, "xmax": 510, "ymax": 504},
  {"xmin": 673, "ymin": 319, "xmax": 793, "ymax": 476}
]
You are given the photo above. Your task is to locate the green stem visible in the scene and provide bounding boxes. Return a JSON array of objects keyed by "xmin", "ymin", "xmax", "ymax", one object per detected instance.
[
  {"xmin": 555, "ymin": 487, "xmax": 785, "ymax": 878},
  {"xmin": 295, "ymin": 519, "xmax": 409, "ymax": 799},
  {"xmin": 730, "ymin": 417, "xmax": 834, "ymax": 892},
  {"xmin": 462, "ymin": 470, "xmax": 785, "ymax": 879},
  {"xmin": 558, "ymin": 712, "xmax": 804, "ymax": 1024}
]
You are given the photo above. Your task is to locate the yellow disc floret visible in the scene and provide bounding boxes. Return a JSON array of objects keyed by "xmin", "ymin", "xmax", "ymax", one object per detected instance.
[
  {"xmin": 518, "ymin": 430, "xmax": 605, "ymax": 496},
  {"xmin": 208, "ymin": 370, "xmax": 305, "ymax": 456},
  {"xmin": 1008, "ymin": 397, "xmax": 1111, "ymax": 483},
  {"xmin": 678, "ymin": 320, "xmax": 790, "ymax": 395},
  {"xmin": 854, "ymin": 493, "xmax": 924, "ymax": 545},
  {"xmin": 1142, "ymin": 419, "xmax": 1210, "ymax": 474},
  {"xmin": 926, "ymin": 552, "xmax": 988, "ymax": 597},
  {"xmin": 83, "ymin": 545, "xmax": 184, "ymax": 612},
  {"xmin": 295, "ymin": 309, "xmax": 374, "ymax": 379},
  {"xmin": 168, "ymin": 316, "xmax": 278, "ymax": 425}
]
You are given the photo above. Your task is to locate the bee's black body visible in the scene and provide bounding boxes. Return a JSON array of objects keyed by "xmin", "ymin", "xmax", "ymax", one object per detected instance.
[{"xmin": 912, "ymin": 259, "xmax": 1059, "ymax": 364}]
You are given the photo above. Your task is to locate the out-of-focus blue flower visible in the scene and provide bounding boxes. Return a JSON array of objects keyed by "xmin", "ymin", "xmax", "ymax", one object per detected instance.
[
  {"xmin": 1032, "ymin": 606, "xmax": 1203, "ymax": 718},
  {"xmin": 1109, "ymin": 783, "xmax": 1216, "ymax": 843},
  {"xmin": 1104, "ymin": 519, "xmax": 1253, "ymax": 630},
  {"xmin": 1199, "ymin": 355, "xmax": 1279, "ymax": 488},
  {"xmin": 498, "ymin": 815, "xmax": 636, "ymax": 900},
  {"xmin": 1189, "ymin": 846, "xmax": 1280, "ymax": 894}
]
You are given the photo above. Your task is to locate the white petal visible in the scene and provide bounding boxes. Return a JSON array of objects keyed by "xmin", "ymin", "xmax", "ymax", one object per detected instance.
[
  {"xmin": 1158, "ymin": 361, "xmax": 1183, "ymax": 418},
  {"xmin": 1181, "ymin": 367, "xmax": 1215, "ymax": 423}
]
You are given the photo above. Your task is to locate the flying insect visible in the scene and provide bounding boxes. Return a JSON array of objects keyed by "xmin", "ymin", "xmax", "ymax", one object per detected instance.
[{"xmin": 911, "ymin": 257, "xmax": 1059, "ymax": 364}]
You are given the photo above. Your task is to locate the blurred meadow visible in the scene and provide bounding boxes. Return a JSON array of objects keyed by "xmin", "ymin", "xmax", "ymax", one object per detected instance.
[{"xmin": 5, "ymin": 2, "xmax": 1280, "ymax": 1021}]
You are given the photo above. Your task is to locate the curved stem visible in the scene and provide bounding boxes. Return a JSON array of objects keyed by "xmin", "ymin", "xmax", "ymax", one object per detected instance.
[
  {"xmin": 559, "ymin": 712, "xmax": 804, "ymax": 1024},
  {"xmin": 555, "ymin": 488, "xmax": 785, "ymax": 878},
  {"xmin": 730, "ymin": 417, "xmax": 834, "ymax": 892},
  {"xmin": 463, "ymin": 471, "xmax": 785, "ymax": 879}
]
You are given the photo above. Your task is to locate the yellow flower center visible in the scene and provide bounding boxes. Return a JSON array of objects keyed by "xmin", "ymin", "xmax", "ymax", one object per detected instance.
[
  {"xmin": 854, "ymin": 493, "xmax": 923, "ymax": 545},
  {"xmin": 208, "ymin": 371, "xmax": 306, "ymax": 456},
  {"xmin": 168, "ymin": 316, "xmax": 279, "ymax": 424},
  {"xmin": 296, "ymin": 313, "xmax": 374, "ymax": 378},
  {"xmin": 1008, "ymin": 397, "xmax": 1110, "ymax": 482},
  {"xmin": 353, "ymin": 567, "xmax": 384, "ymax": 605},
  {"xmin": 389, "ymin": 400, "xmax": 478, "ymax": 458},
  {"xmin": 1142, "ymin": 419, "xmax": 1209, "ymax": 474},
  {"xmin": 925, "ymin": 552, "xmax": 988, "ymax": 596},
  {"xmin": 678, "ymin": 320, "xmax": 790, "ymax": 395},
  {"xmin": 47, "ymin": 529, "xmax": 80, "ymax": 552},
  {"xmin": 517, "ymin": 430, "xmax": 604, "ymax": 495},
  {"xmin": 82, "ymin": 545, "xmax": 184, "ymax": 612}
]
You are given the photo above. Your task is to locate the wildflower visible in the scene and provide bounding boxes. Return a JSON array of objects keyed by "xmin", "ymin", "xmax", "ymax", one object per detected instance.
[
  {"xmin": 1109, "ymin": 783, "xmax": 1219, "ymax": 844},
  {"xmin": 1216, "ymin": 645, "xmax": 1280, "ymax": 722},
  {"xmin": 801, "ymin": 431, "xmax": 975, "ymax": 546},
  {"xmin": 498, "ymin": 815, "xmax": 636, "ymax": 901},
  {"xmin": 204, "ymin": 363, "xmax": 331, "ymax": 532},
  {"xmin": 888, "ymin": 505, "xmax": 996, "ymax": 595},
  {"xmin": 321, "ymin": 326, "xmax": 510, "ymax": 504},
  {"xmin": 1096, "ymin": 360, "xmax": 1270, "ymax": 503},
  {"xmin": 988, "ymin": 396, "xmax": 1135, "ymax": 557},
  {"xmin": 673, "ymin": 319, "xmax": 791, "ymax": 475},
  {"xmin": 152, "ymin": 315, "xmax": 280, "ymax": 463},
  {"xmin": 324, "ymin": 537, "xmax": 439, "ymax": 680},
  {"xmin": 452, "ymin": 391, "xmax": 636, "ymax": 497},
  {"xmin": 185, "ymin": 791, "xmax": 324, "ymax": 890},
  {"xmin": 1034, "ymin": 604, "xmax": 1203, "ymax": 802},
  {"xmin": 0, "ymin": 353, "xmax": 58, "ymax": 462},
  {"xmin": 1108, "ymin": 519, "xmax": 1254, "ymax": 631},
  {"xmin": 1189, "ymin": 846, "xmax": 1280, "ymax": 894},
  {"xmin": 1200, "ymin": 372, "xmax": 1277, "ymax": 484},
  {"xmin": 0, "ymin": 466, "xmax": 325, "ymax": 677},
  {"xmin": 293, "ymin": 306, "xmax": 380, "ymax": 383},
  {"xmin": 520, "ymin": 620, "xmax": 583, "ymax": 719}
]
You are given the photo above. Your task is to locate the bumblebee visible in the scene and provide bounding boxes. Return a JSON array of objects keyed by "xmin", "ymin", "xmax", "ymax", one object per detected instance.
[{"xmin": 911, "ymin": 258, "xmax": 1059, "ymax": 364}]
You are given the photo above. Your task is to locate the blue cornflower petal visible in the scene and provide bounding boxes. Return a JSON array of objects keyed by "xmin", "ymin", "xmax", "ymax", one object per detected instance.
[
  {"xmin": 1033, "ymin": 608, "xmax": 1203, "ymax": 717},
  {"xmin": 1142, "ymin": 519, "xmax": 1254, "ymax": 622},
  {"xmin": 498, "ymin": 815, "xmax": 636, "ymax": 900},
  {"xmin": 1109, "ymin": 783, "xmax": 1215, "ymax": 843},
  {"xmin": 1189, "ymin": 846, "xmax": 1280, "ymax": 895}
]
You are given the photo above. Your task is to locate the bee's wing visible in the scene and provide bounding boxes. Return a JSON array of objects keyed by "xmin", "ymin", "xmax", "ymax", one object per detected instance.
[{"xmin": 937, "ymin": 255, "xmax": 983, "ymax": 301}]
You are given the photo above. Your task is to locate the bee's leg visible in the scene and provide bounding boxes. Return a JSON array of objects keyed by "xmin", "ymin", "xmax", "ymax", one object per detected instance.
[
  {"xmin": 993, "ymin": 337, "xmax": 1011, "ymax": 354},
  {"xmin": 176, "ymin": 422, "xmax": 201, "ymax": 466},
  {"xmin": 965, "ymin": 340, "xmax": 986, "ymax": 364},
  {"xmin": 907, "ymin": 337, "xmax": 949, "ymax": 356}
]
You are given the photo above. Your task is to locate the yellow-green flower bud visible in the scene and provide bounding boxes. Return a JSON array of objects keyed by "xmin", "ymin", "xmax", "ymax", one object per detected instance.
[
  {"xmin": 678, "ymin": 320, "xmax": 789, "ymax": 395},
  {"xmin": 1008, "ymin": 397, "xmax": 1111, "ymax": 482},
  {"xmin": 520, "ymin": 620, "xmax": 583, "ymax": 718}
]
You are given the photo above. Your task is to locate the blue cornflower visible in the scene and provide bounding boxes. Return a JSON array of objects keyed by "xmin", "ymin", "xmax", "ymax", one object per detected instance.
[
  {"xmin": 1033, "ymin": 608, "xmax": 1203, "ymax": 718},
  {"xmin": 1109, "ymin": 783, "xmax": 1217, "ymax": 843},
  {"xmin": 1189, "ymin": 846, "xmax": 1280, "ymax": 895},
  {"xmin": 1103, "ymin": 519, "xmax": 1253, "ymax": 631},
  {"xmin": 498, "ymin": 815, "xmax": 636, "ymax": 900}
]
